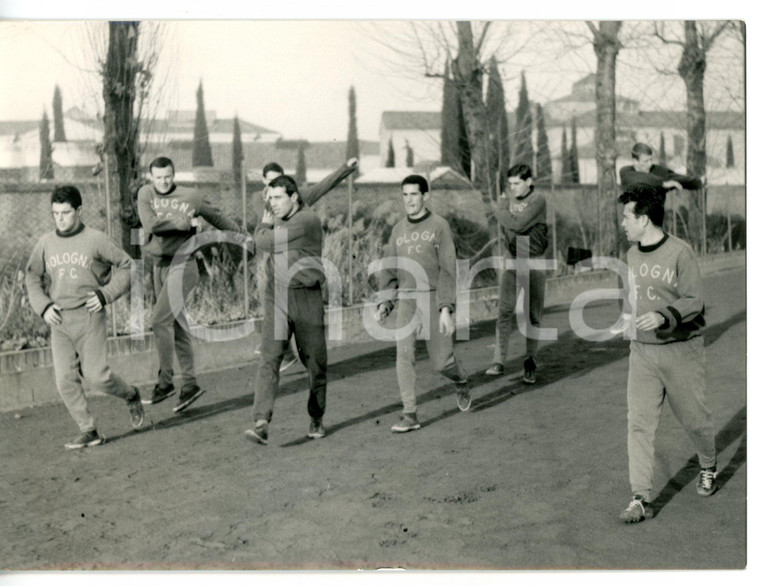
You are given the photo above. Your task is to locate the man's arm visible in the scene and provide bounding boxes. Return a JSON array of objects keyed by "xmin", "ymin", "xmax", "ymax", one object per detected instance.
[
  {"xmin": 24, "ymin": 239, "xmax": 55, "ymax": 317},
  {"xmin": 375, "ymin": 236, "xmax": 399, "ymax": 312},
  {"xmin": 655, "ymin": 247, "xmax": 705, "ymax": 334},
  {"xmin": 435, "ymin": 220, "xmax": 458, "ymax": 312},
  {"xmin": 198, "ymin": 199, "xmax": 241, "ymax": 233},
  {"xmin": 492, "ymin": 194, "xmax": 546, "ymax": 233},
  {"xmin": 300, "ymin": 158, "xmax": 358, "ymax": 207},
  {"xmin": 93, "ymin": 235, "xmax": 134, "ymax": 307},
  {"xmin": 620, "ymin": 165, "xmax": 702, "ymax": 191}
]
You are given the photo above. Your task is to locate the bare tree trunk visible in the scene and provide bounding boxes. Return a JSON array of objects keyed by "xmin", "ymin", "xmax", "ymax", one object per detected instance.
[
  {"xmin": 589, "ymin": 21, "xmax": 622, "ymax": 258},
  {"xmin": 103, "ymin": 21, "xmax": 141, "ymax": 258},
  {"xmin": 452, "ymin": 21, "xmax": 491, "ymax": 200},
  {"xmin": 678, "ymin": 21, "xmax": 708, "ymax": 251}
]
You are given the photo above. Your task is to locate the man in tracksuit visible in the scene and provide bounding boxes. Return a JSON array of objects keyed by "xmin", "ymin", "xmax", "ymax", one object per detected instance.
[
  {"xmin": 617, "ymin": 183, "xmax": 717, "ymax": 524},
  {"xmin": 137, "ymin": 156, "xmax": 240, "ymax": 412},
  {"xmin": 374, "ymin": 174, "xmax": 470, "ymax": 433},
  {"xmin": 486, "ymin": 164, "xmax": 549, "ymax": 384},
  {"xmin": 25, "ymin": 185, "xmax": 144, "ymax": 449},
  {"xmin": 251, "ymin": 158, "xmax": 357, "ymax": 373},
  {"xmin": 245, "ymin": 174, "xmax": 329, "ymax": 445},
  {"xmin": 619, "ymin": 142, "xmax": 703, "ymax": 195}
]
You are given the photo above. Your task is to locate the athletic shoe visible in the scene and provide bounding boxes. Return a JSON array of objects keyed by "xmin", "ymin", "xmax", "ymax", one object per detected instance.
[
  {"xmin": 65, "ymin": 430, "xmax": 105, "ymax": 450},
  {"xmin": 523, "ymin": 357, "xmax": 537, "ymax": 384},
  {"xmin": 455, "ymin": 380, "xmax": 471, "ymax": 412},
  {"xmin": 308, "ymin": 418, "xmax": 326, "ymax": 439},
  {"xmin": 697, "ymin": 467, "xmax": 718, "ymax": 497},
  {"xmin": 486, "ymin": 363, "xmax": 504, "ymax": 376},
  {"xmin": 127, "ymin": 387, "xmax": 145, "ymax": 429},
  {"xmin": 173, "ymin": 384, "xmax": 205, "ymax": 413},
  {"xmin": 279, "ymin": 349, "xmax": 299, "ymax": 373},
  {"xmin": 141, "ymin": 383, "xmax": 175, "ymax": 405},
  {"xmin": 245, "ymin": 421, "xmax": 269, "ymax": 445},
  {"xmin": 391, "ymin": 413, "xmax": 421, "ymax": 433},
  {"xmin": 619, "ymin": 495, "xmax": 653, "ymax": 524}
]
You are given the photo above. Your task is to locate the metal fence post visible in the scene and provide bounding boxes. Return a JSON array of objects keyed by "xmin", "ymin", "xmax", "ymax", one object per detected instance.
[
  {"xmin": 727, "ymin": 193, "xmax": 732, "ymax": 252},
  {"xmin": 348, "ymin": 174, "xmax": 354, "ymax": 306},
  {"xmin": 241, "ymin": 158, "xmax": 249, "ymax": 318},
  {"xmin": 550, "ymin": 180, "xmax": 557, "ymax": 276},
  {"xmin": 103, "ymin": 153, "xmax": 117, "ymax": 337}
]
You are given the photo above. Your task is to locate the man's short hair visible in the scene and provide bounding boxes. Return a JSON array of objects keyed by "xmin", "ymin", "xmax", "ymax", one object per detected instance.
[
  {"xmin": 149, "ymin": 156, "xmax": 174, "ymax": 173},
  {"xmin": 262, "ymin": 162, "xmax": 284, "ymax": 177},
  {"xmin": 269, "ymin": 174, "xmax": 299, "ymax": 196},
  {"xmin": 51, "ymin": 185, "xmax": 83, "ymax": 209},
  {"xmin": 631, "ymin": 143, "xmax": 654, "ymax": 160},
  {"xmin": 618, "ymin": 184, "xmax": 665, "ymax": 227},
  {"xmin": 506, "ymin": 164, "xmax": 533, "ymax": 180},
  {"xmin": 401, "ymin": 174, "xmax": 429, "ymax": 194}
]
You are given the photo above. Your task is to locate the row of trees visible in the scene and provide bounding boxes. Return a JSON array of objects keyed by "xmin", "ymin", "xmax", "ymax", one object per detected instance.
[{"xmin": 416, "ymin": 20, "xmax": 742, "ymax": 256}]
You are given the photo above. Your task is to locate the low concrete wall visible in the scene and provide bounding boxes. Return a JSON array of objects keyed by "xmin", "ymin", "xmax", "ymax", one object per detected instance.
[{"xmin": 0, "ymin": 251, "xmax": 745, "ymax": 412}]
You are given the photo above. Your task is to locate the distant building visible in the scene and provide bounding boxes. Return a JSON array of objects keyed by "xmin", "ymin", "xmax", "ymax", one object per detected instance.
[
  {"xmin": 378, "ymin": 74, "xmax": 744, "ymax": 186},
  {"xmin": 0, "ymin": 108, "xmax": 380, "ymax": 183}
]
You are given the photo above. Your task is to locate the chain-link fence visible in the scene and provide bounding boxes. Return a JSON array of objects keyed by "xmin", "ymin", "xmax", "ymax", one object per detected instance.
[{"xmin": 0, "ymin": 172, "xmax": 745, "ymax": 351}]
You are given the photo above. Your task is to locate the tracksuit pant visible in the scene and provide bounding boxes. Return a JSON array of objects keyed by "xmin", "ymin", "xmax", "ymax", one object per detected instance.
[
  {"xmin": 51, "ymin": 307, "xmax": 134, "ymax": 432},
  {"xmin": 492, "ymin": 265, "xmax": 547, "ymax": 366},
  {"xmin": 395, "ymin": 295, "xmax": 467, "ymax": 414},
  {"xmin": 152, "ymin": 260, "xmax": 199, "ymax": 389},
  {"xmin": 252, "ymin": 284, "xmax": 327, "ymax": 423},
  {"xmin": 626, "ymin": 336, "xmax": 716, "ymax": 501}
]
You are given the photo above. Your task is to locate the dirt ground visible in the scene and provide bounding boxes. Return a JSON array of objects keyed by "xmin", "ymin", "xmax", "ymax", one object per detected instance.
[{"xmin": 0, "ymin": 267, "xmax": 746, "ymax": 572}]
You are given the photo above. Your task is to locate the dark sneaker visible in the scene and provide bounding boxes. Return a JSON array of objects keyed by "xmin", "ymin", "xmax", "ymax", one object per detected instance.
[
  {"xmin": 308, "ymin": 418, "xmax": 326, "ymax": 439},
  {"xmin": 523, "ymin": 357, "xmax": 537, "ymax": 384},
  {"xmin": 486, "ymin": 363, "xmax": 504, "ymax": 376},
  {"xmin": 173, "ymin": 384, "xmax": 205, "ymax": 413},
  {"xmin": 619, "ymin": 495, "xmax": 653, "ymax": 524},
  {"xmin": 391, "ymin": 413, "xmax": 421, "ymax": 433},
  {"xmin": 697, "ymin": 467, "xmax": 718, "ymax": 497},
  {"xmin": 141, "ymin": 383, "xmax": 175, "ymax": 405},
  {"xmin": 455, "ymin": 380, "xmax": 471, "ymax": 412},
  {"xmin": 244, "ymin": 421, "xmax": 269, "ymax": 445},
  {"xmin": 127, "ymin": 387, "xmax": 145, "ymax": 429},
  {"xmin": 65, "ymin": 430, "xmax": 105, "ymax": 450}
]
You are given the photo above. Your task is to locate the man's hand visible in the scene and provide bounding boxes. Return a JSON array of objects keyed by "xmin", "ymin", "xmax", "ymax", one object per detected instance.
[
  {"xmin": 374, "ymin": 303, "xmax": 391, "ymax": 324},
  {"xmin": 43, "ymin": 304, "xmax": 62, "ymax": 325},
  {"xmin": 261, "ymin": 210, "xmax": 274, "ymax": 225},
  {"xmin": 662, "ymin": 180, "xmax": 683, "ymax": 191},
  {"xmin": 439, "ymin": 306, "xmax": 455, "ymax": 337},
  {"xmin": 636, "ymin": 311, "xmax": 666, "ymax": 331},
  {"xmin": 85, "ymin": 292, "xmax": 104, "ymax": 313},
  {"xmin": 347, "ymin": 157, "xmax": 358, "ymax": 168}
]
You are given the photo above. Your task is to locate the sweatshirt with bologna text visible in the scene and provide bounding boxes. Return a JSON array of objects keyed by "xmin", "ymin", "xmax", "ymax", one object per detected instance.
[
  {"xmin": 25, "ymin": 224, "xmax": 132, "ymax": 317},
  {"xmin": 626, "ymin": 233, "xmax": 706, "ymax": 344}
]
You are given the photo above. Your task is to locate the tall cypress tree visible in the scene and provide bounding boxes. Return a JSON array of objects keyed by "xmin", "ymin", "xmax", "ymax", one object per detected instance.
[
  {"xmin": 440, "ymin": 61, "xmax": 461, "ymax": 171},
  {"xmin": 295, "ymin": 141, "xmax": 307, "ymax": 185},
  {"xmin": 535, "ymin": 103, "xmax": 552, "ymax": 184},
  {"xmin": 659, "ymin": 131, "xmax": 667, "ymax": 165},
  {"xmin": 726, "ymin": 134, "xmax": 735, "ymax": 168},
  {"xmin": 570, "ymin": 116, "xmax": 580, "ymax": 183},
  {"xmin": 560, "ymin": 125, "xmax": 571, "ymax": 182},
  {"xmin": 192, "ymin": 81, "xmax": 213, "ymax": 167},
  {"xmin": 232, "ymin": 114, "xmax": 243, "ymax": 189},
  {"xmin": 52, "ymin": 85, "xmax": 66, "ymax": 142},
  {"xmin": 485, "ymin": 57, "xmax": 510, "ymax": 194},
  {"xmin": 405, "ymin": 140, "xmax": 414, "ymax": 168},
  {"xmin": 39, "ymin": 110, "xmax": 54, "ymax": 180},
  {"xmin": 385, "ymin": 138, "xmax": 395, "ymax": 168},
  {"xmin": 346, "ymin": 86, "xmax": 359, "ymax": 166},
  {"xmin": 513, "ymin": 71, "xmax": 534, "ymax": 167}
]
